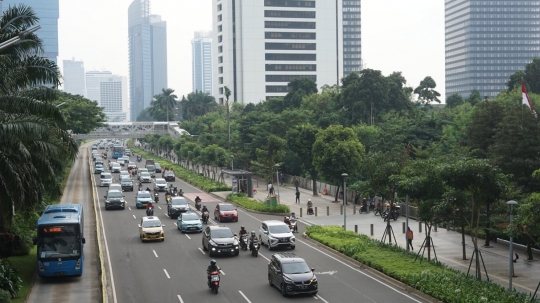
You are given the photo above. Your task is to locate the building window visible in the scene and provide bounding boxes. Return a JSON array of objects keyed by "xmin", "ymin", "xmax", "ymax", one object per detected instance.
[
  {"xmin": 218, "ymin": 14, "xmax": 222, "ymax": 22},
  {"xmin": 219, "ymin": 77, "xmax": 223, "ymax": 84},
  {"xmin": 266, "ymin": 75, "xmax": 317, "ymax": 82},
  {"xmin": 264, "ymin": 0, "xmax": 315, "ymax": 7},
  {"xmin": 265, "ymin": 64, "xmax": 316, "ymax": 71},
  {"xmin": 265, "ymin": 32, "xmax": 315, "ymax": 40},
  {"xmin": 218, "ymin": 25, "xmax": 222, "ymax": 32},
  {"xmin": 219, "ymin": 97, "xmax": 224, "ymax": 104},
  {"xmin": 265, "ymin": 53, "xmax": 316, "ymax": 61},
  {"xmin": 218, "ymin": 4, "xmax": 222, "ymax": 11},
  {"xmin": 266, "ymin": 85, "xmax": 290, "ymax": 93},
  {"xmin": 265, "ymin": 43, "xmax": 316, "ymax": 50},
  {"xmin": 218, "ymin": 56, "xmax": 223, "ymax": 63},
  {"xmin": 218, "ymin": 35, "xmax": 223, "ymax": 43},
  {"xmin": 264, "ymin": 10, "xmax": 315, "ymax": 18},
  {"xmin": 265, "ymin": 21, "xmax": 315, "ymax": 29},
  {"xmin": 218, "ymin": 46, "xmax": 223, "ymax": 53},
  {"xmin": 219, "ymin": 67, "xmax": 223, "ymax": 74},
  {"xmin": 219, "ymin": 87, "xmax": 224, "ymax": 94}
]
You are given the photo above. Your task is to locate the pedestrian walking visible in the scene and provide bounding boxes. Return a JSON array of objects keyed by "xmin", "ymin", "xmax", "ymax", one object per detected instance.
[
  {"xmin": 294, "ymin": 178, "xmax": 299, "ymax": 191},
  {"xmin": 295, "ymin": 190, "xmax": 300, "ymax": 204},
  {"xmin": 407, "ymin": 227, "xmax": 414, "ymax": 250},
  {"xmin": 268, "ymin": 183, "xmax": 274, "ymax": 195}
]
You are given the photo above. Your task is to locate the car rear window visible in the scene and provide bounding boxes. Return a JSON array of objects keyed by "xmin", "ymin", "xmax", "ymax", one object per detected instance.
[
  {"xmin": 171, "ymin": 198, "xmax": 187, "ymax": 205},
  {"xmin": 220, "ymin": 205, "xmax": 235, "ymax": 211}
]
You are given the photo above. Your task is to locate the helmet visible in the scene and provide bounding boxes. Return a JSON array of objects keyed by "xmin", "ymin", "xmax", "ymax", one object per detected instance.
[
  {"xmin": 291, "ymin": 212, "xmax": 296, "ymax": 216},
  {"xmin": 284, "ymin": 216, "xmax": 287, "ymax": 220},
  {"xmin": 308, "ymin": 199, "xmax": 312, "ymax": 202},
  {"xmin": 241, "ymin": 226, "xmax": 245, "ymax": 230},
  {"xmin": 285, "ymin": 216, "xmax": 289, "ymax": 220},
  {"xmin": 251, "ymin": 231, "xmax": 256, "ymax": 237},
  {"xmin": 210, "ymin": 259, "xmax": 216, "ymax": 266}
]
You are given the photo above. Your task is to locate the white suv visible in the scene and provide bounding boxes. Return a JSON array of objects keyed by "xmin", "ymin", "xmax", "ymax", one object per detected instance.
[
  {"xmin": 100, "ymin": 172, "xmax": 113, "ymax": 187},
  {"xmin": 259, "ymin": 220, "xmax": 295, "ymax": 250}
]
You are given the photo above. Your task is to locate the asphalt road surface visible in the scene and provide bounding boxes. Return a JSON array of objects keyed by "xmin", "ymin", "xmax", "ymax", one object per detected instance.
[
  {"xmin": 95, "ymin": 149, "xmax": 429, "ymax": 303},
  {"xmin": 27, "ymin": 145, "xmax": 101, "ymax": 303}
]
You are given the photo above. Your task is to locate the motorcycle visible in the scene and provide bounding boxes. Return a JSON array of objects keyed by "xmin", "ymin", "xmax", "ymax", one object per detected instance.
[
  {"xmin": 195, "ymin": 200, "xmax": 202, "ymax": 211},
  {"xmin": 307, "ymin": 205, "xmax": 314, "ymax": 215},
  {"xmin": 249, "ymin": 238, "xmax": 260, "ymax": 257},
  {"xmin": 208, "ymin": 271, "xmax": 220, "ymax": 294},
  {"xmin": 382, "ymin": 205, "xmax": 400, "ymax": 221},
  {"xmin": 137, "ymin": 156, "xmax": 142, "ymax": 163},
  {"xmin": 289, "ymin": 219, "xmax": 298, "ymax": 233},
  {"xmin": 138, "ymin": 183, "xmax": 143, "ymax": 191},
  {"xmin": 240, "ymin": 234, "xmax": 248, "ymax": 250},
  {"xmin": 165, "ymin": 194, "xmax": 172, "ymax": 203},
  {"xmin": 202, "ymin": 211, "xmax": 209, "ymax": 224},
  {"xmin": 154, "ymin": 192, "xmax": 159, "ymax": 203},
  {"xmin": 146, "ymin": 207, "xmax": 154, "ymax": 216}
]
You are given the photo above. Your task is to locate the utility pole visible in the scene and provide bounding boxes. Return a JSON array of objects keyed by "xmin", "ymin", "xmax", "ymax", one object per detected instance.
[{"xmin": 225, "ymin": 86, "xmax": 231, "ymax": 150}]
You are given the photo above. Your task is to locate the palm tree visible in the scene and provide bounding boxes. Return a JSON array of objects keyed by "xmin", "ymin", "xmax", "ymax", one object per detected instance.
[
  {"xmin": 179, "ymin": 91, "xmax": 217, "ymax": 121},
  {"xmin": 148, "ymin": 88, "xmax": 178, "ymax": 122},
  {"xmin": 0, "ymin": 4, "xmax": 78, "ymax": 226}
]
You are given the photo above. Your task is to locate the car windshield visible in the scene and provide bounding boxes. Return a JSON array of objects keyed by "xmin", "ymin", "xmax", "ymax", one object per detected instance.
[
  {"xmin": 269, "ymin": 225, "xmax": 291, "ymax": 234},
  {"xmin": 282, "ymin": 262, "xmax": 311, "ymax": 274},
  {"xmin": 147, "ymin": 165, "xmax": 155, "ymax": 170},
  {"xmin": 95, "ymin": 164, "xmax": 103, "ymax": 168},
  {"xmin": 121, "ymin": 178, "xmax": 132, "ymax": 182},
  {"xmin": 139, "ymin": 193, "xmax": 151, "ymax": 199},
  {"xmin": 182, "ymin": 214, "xmax": 199, "ymax": 221},
  {"xmin": 129, "ymin": 162, "xmax": 135, "ymax": 166},
  {"xmin": 112, "ymin": 164, "xmax": 120, "ymax": 168},
  {"xmin": 219, "ymin": 205, "xmax": 235, "ymax": 211},
  {"xmin": 141, "ymin": 172, "xmax": 150, "ymax": 177},
  {"xmin": 156, "ymin": 179, "xmax": 166, "ymax": 185},
  {"xmin": 165, "ymin": 171, "xmax": 173, "ymax": 175},
  {"xmin": 108, "ymin": 192, "xmax": 123, "ymax": 198},
  {"xmin": 142, "ymin": 220, "xmax": 161, "ymax": 228},
  {"xmin": 211, "ymin": 229, "xmax": 234, "ymax": 238},
  {"xmin": 171, "ymin": 198, "xmax": 187, "ymax": 205},
  {"xmin": 101, "ymin": 174, "xmax": 112, "ymax": 179}
]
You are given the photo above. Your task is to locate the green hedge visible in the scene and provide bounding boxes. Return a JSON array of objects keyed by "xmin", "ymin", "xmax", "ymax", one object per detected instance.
[
  {"xmin": 305, "ymin": 225, "xmax": 536, "ymax": 303},
  {"xmin": 132, "ymin": 148, "xmax": 231, "ymax": 192},
  {"xmin": 227, "ymin": 193, "xmax": 290, "ymax": 213}
]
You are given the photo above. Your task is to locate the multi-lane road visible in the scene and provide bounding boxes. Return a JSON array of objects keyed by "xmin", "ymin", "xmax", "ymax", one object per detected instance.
[{"xmin": 90, "ymin": 147, "xmax": 429, "ymax": 303}]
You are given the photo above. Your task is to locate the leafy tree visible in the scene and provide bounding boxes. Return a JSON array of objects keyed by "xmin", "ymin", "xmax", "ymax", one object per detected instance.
[
  {"xmin": 414, "ymin": 76, "xmax": 441, "ymax": 105},
  {"xmin": 283, "ymin": 78, "xmax": 318, "ymax": 110},
  {"xmin": 180, "ymin": 91, "xmax": 217, "ymax": 121},
  {"xmin": 53, "ymin": 91, "xmax": 106, "ymax": 133},
  {"xmin": 251, "ymin": 134, "xmax": 287, "ymax": 183},
  {"xmin": 506, "ymin": 57, "xmax": 540, "ymax": 93},
  {"xmin": 136, "ymin": 107, "xmax": 154, "ymax": 121},
  {"xmin": 446, "ymin": 93, "xmax": 464, "ymax": 108},
  {"xmin": 286, "ymin": 124, "xmax": 320, "ymax": 195},
  {"xmin": 386, "ymin": 72, "xmax": 413, "ymax": 112},
  {"xmin": 313, "ymin": 125, "xmax": 365, "ymax": 201},
  {"xmin": 465, "ymin": 89, "xmax": 482, "ymax": 106},
  {"xmin": 148, "ymin": 88, "xmax": 178, "ymax": 122},
  {"xmin": 465, "ymin": 100, "xmax": 505, "ymax": 158}
]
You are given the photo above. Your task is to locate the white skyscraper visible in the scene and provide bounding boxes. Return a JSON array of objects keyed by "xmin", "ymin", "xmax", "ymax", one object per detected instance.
[
  {"xmin": 85, "ymin": 71, "xmax": 128, "ymax": 122},
  {"xmin": 212, "ymin": 0, "xmax": 361, "ymax": 104},
  {"xmin": 63, "ymin": 59, "xmax": 85, "ymax": 96},
  {"xmin": 192, "ymin": 31, "xmax": 213, "ymax": 94}
]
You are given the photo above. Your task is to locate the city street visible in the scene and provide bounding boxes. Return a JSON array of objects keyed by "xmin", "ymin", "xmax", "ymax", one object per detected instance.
[{"xmin": 93, "ymin": 149, "xmax": 429, "ymax": 303}]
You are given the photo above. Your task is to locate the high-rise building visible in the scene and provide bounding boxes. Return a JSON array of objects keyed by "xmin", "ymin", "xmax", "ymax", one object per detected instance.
[
  {"xmin": 192, "ymin": 31, "xmax": 213, "ymax": 94},
  {"xmin": 128, "ymin": 0, "xmax": 168, "ymax": 121},
  {"xmin": 445, "ymin": 0, "xmax": 540, "ymax": 98},
  {"xmin": 1, "ymin": 0, "xmax": 59, "ymax": 63},
  {"xmin": 212, "ymin": 0, "xmax": 362, "ymax": 104},
  {"xmin": 85, "ymin": 71, "xmax": 128, "ymax": 122},
  {"xmin": 62, "ymin": 59, "xmax": 86, "ymax": 96}
]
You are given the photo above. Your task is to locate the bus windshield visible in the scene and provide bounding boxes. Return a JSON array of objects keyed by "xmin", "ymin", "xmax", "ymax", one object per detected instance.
[
  {"xmin": 113, "ymin": 146, "xmax": 124, "ymax": 154},
  {"xmin": 38, "ymin": 224, "xmax": 81, "ymax": 259}
]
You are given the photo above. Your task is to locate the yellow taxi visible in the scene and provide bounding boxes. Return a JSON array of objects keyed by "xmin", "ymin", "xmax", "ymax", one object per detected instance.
[{"xmin": 139, "ymin": 216, "xmax": 165, "ymax": 242}]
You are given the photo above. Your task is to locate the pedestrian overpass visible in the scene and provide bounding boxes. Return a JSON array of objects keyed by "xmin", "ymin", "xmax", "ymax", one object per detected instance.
[{"xmin": 72, "ymin": 122, "xmax": 191, "ymax": 140}]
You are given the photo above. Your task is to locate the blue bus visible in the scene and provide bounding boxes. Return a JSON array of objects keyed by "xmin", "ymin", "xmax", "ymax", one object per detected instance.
[
  {"xmin": 112, "ymin": 145, "xmax": 124, "ymax": 159},
  {"xmin": 36, "ymin": 204, "xmax": 85, "ymax": 277}
]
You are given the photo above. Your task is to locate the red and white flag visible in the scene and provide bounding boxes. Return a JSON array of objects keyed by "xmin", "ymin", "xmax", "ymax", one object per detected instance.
[{"xmin": 522, "ymin": 81, "xmax": 538, "ymax": 118}]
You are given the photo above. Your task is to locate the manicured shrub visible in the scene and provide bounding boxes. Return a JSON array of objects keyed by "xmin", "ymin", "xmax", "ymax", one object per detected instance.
[
  {"xmin": 0, "ymin": 289, "xmax": 11, "ymax": 303},
  {"xmin": 0, "ymin": 260, "xmax": 21, "ymax": 299},
  {"xmin": 227, "ymin": 193, "xmax": 290, "ymax": 213}
]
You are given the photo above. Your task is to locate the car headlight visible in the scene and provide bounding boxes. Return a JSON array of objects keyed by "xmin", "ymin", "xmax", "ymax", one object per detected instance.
[
  {"xmin": 209, "ymin": 240, "xmax": 218, "ymax": 246},
  {"xmin": 310, "ymin": 277, "xmax": 317, "ymax": 283},
  {"xmin": 233, "ymin": 239, "xmax": 239, "ymax": 245},
  {"xmin": 283, "ymin": 276, "xmax": 293, "ymax": 284},
  {"xmin": 290, "ymin": 236, "xmax": 296, "ymax": 242}
]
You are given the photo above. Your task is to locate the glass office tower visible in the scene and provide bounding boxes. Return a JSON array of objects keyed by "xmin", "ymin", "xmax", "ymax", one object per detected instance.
[
  {"xmin": 1, "ymin": 0, "xmax": 59, "ymax": 63},
  {"xmin": 445, "ymin": 0, "xmax": 540, "ymax": 98}
]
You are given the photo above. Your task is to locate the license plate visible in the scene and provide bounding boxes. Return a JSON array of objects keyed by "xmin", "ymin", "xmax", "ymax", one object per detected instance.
[
  {"xmin": 211, "ymin": 276, "xmax": 219, "ymax": 281},
  {"xmin": 190, "ymin": 227, "xmax": 196, "ymax": 230}
]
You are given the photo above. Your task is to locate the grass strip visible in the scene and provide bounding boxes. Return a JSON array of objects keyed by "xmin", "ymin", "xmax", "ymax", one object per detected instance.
[
  {"xmin": 7, "ymin": 246, "xmax": 37, "ymax": 303},
  {"xmin": 132, "ymin": 147, "xmax": 231, "ymax": 192},
  {"xmin": 305, "ymin": 225, "xmax": 536, "ymax": 303},
  {"xmin": 227, "ymin": 193, "xmax": 290, "ymax": 213}
]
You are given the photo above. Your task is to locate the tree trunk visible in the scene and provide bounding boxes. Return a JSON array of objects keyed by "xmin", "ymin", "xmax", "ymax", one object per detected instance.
[
  {"xmin": 426, "ymin": 223, "xmax": 432, "ymax": 261},
  {"xmin": 527, "ymin": 243, "xmax": 534, "ymax": 261},
  {"xmin": 472, "ymin": 208, "xmax": 482, "ymax": 281},
  {"xmin": 311, "ymin": 172, "xmax": 318, "ymax": 196},
  {"xmin": 461, "ymin": 225, "xmax": 468, "ymax": 260},
  {"xmin": 334, "ymin": 184, "xmax": 341, "ymax": 202}
]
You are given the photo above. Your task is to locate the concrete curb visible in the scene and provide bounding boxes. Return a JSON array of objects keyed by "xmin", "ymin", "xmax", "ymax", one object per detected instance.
[
  {"xmin": 300, "ymin": 232, "xmax": 444, "ymax": 303},
  {"xmin": 206, "ymin": 192, "xmax": 290, "ymax": 217},
  {"xmin": 88, "ymin": 150, "xmax": 108, "ymax": 303}
]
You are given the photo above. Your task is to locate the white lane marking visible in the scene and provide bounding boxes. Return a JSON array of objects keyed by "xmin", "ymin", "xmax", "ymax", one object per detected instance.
[
  {"xmin": 198, "ymin": 247, "xmax": 206, "ymax": 255},
  {"xmin": 259, "ymin": 252, "xmax": 270, "ymax": 262},
  {"xmin": 316, "ymin": 294, "xmax": 329, "ymax": 303},
  {"xmin": 185, "ymin": 234, "xmax": 191, "ymax": 239},
  {"xmin": 174, "ymin": 223, "xmax": 178, "ymax": 226},
  {"xmin": 158, "ymin": 206, "xmax": 162, "ymax": 209},
  {"xmin": 297, "ymin": 238, "xmax": 423, "ymax": 303},
  {"xmin": 219, "ymin": 269, "xmax": 225, "ymax": 275},
  {"xmin": 239, "ymin": 291, "xmax": 252, "ymax": 303},
  {"xmin": 313, "ymin": 296, "xmax": 319, "ymax": 300},
  {"xmin": 177, "ymin": 295, "xmax": 184, "ymax": 303},
  {"xmin": 235, "ymin": 207, "xmax": 422, "ymax": 303},
  {"xmin": 153, "ymin": 250, "xmax": 158, "ymax": 258},
  {"xmin": 128, "ymin": 207, "xmax": 132, "ymax": 211},
  {"xmin": 163, "ymin": 269, "xmax": 170, "ymax": 279}
]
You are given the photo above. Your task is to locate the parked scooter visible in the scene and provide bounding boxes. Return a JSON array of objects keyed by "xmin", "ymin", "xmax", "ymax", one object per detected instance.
[{"xmin": 208, "ymin": 271, "xmax": 220, "ymax": 294}]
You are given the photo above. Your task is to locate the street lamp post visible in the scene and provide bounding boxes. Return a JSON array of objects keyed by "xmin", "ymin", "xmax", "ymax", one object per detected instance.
[
  {"xmin": 507, "ymin": 200, "xmax": 518, "ymax": 291},
  {"xmin": 0, "ymin": 25, "xmax": 41, "ymax": 51},
  {"xmin": 275, "ymin": 164, "xmax": 281, "ymax": 204},
  {"xmin": 230, "ymin": 154, "xmax": 234, "ymax": 171},
  {"xmin": 342, "ymin": 173, "xmax": 348, "ymax": 230}
]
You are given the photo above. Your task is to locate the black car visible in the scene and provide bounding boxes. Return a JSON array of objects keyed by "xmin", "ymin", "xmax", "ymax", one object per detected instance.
[
  {"xmin": 155, "ymin": 163, "xmax": 162, "ymax": 173},
  {"xmin": 167, "ymin": 197, "xmax": 189, "ymax": 219},
  {"xmin": 163, "ymin": 170, "xmax": 175, "ymax": 182},
  {"xmin": 201, "ymin": 226, "xmax": 239, "ymax": 257},
  {"xmin": 268, "ymin": 253, "xmax": 317, "ymax": 296}
]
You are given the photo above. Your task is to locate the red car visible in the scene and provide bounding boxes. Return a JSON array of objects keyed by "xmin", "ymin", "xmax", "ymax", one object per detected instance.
[{"xmin": 214, "ymin": 203, "xmax": 238, "ymax": 222}]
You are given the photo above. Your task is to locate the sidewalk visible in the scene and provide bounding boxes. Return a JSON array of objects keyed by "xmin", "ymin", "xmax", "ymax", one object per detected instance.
[{"xmin": 215, "ymin": 174, "xmax": 540, "ymax": 295}]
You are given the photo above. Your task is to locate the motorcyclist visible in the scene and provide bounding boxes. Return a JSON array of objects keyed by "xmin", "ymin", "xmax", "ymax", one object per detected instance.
[
  {"xmin": 201, "ymin": 205, "xmax": 209, "ymax": 223},
  {"xmin": 201, "ymin": 205, "xmax": 209, "ymax": 213},
  {"xmin": 146, "ymin": 201, "xmax": 154, "ymax": 215},
  {"xmin": 239, "ymin": 226, "xmax": 248, "ymax": 247},
  {"xmin": 307, "ymin": 199, "xmax": 314, "ymax": 215},
  {"xmin": 207, "ymin": 259, "xmax": 220, "ymax": 285},
  {"xmin": 284, "ymin": 216, "xmax": 291, "ymax": 227},
  {"xmin": 248, "ymin": 231, "xmax": 258, "ymax": 250},
  {"xmin": 145, "ymin": 187, "xmax": 151, "ymax": 192},
  {"xmin": 195, "ymin": 196, "xmax": 202, "ymax": 203},
  {"xmin": 290, "ymin": 212, "xmax": 298, "ymax": 220}
]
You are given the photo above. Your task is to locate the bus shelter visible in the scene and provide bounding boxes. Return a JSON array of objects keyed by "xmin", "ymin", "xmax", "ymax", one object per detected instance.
[{"xmin": 220, "ymin": 169, "xmax": 254, "ymax": 197}]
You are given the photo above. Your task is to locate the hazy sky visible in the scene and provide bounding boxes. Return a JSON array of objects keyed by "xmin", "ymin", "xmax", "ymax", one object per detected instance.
[{"xmin": 58, "ymin": 0, "xmax": 445, "ymax": 100}]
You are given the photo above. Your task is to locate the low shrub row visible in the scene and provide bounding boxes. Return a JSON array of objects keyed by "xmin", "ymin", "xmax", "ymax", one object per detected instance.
[
  {"xmin": 305, "ymin": 225, "xmax": 536, "ymax": 303},
  {"xmin": 132, "ymin": 148, "xmax": 231, "ymax": 192},
  {"xmin": 227, "ymin": 193, "xmax": 290, "ymax": 213},
  {"xmin": 0, "ymin": 259, "xmax": 22, "ymax": 302}
]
